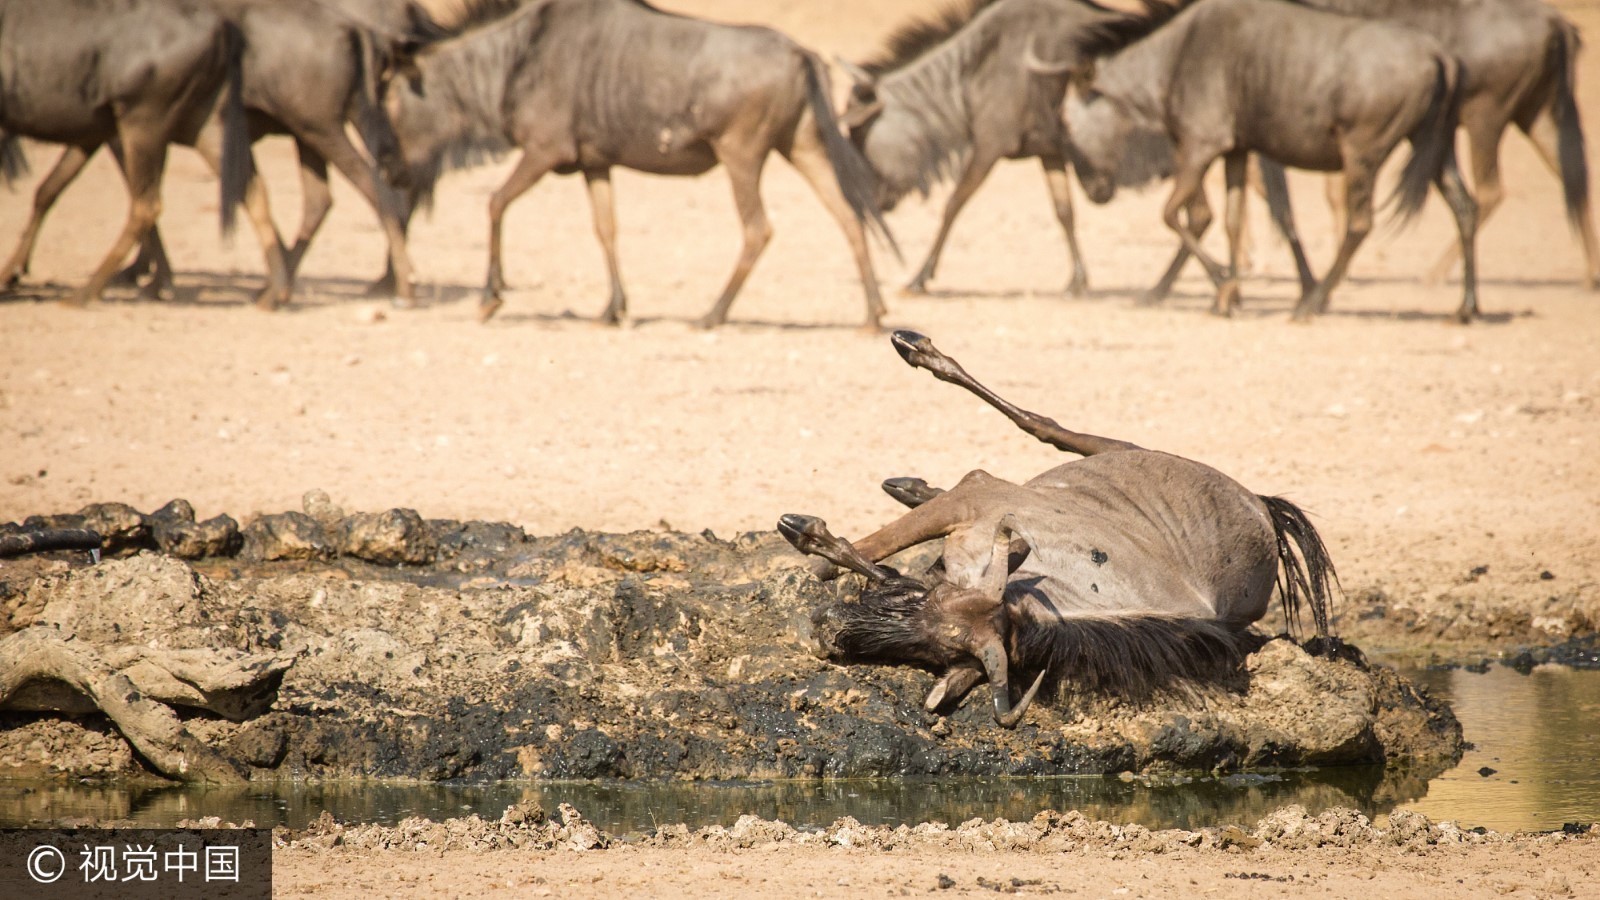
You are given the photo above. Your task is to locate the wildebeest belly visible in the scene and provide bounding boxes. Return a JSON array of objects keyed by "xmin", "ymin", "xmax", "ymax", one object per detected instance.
[{"xmin": 1005, "ymin": 452, "xmax": 1277, "ymax": 625}]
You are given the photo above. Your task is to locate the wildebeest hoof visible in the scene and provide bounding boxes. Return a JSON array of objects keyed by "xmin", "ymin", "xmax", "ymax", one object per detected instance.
[
  {"xmin": 477, "ymin": 297, "xmax": 504, "ymax": 322},
  {"xmin": 1066, "ymin": 276, "xmax": 1088, "ymax": 298},
  {"xmin": 253, "ymin": 287, "xmax": 285, "ymax": 311},
  {"xmin": 900, "ymin": 280, "xmax": 928, "ymax": 297},
  {"xmin": 889, "ymin": 329, "xmax": 937, "ymax": 368},
  {"xmin": 882, "ymin": 476, "xmax": 941, "ymax": 509},
  {"xmin": 61, "ymin": 291, "xmax": 94, "ymax": 309},
  {"xmin": 777, "ymin": 513, "xmax": 831, "ymax": 555},
  {"xmin": 692, "ymin": 314, "xmax": 722, "ymax": 330},
  {"xmin": 363, "ymin": 276, "xmax": 397, "ymax": 298},
  {"xmin": 1136, "ymin": 290, "xmax": 1167, "ymax": 307}
]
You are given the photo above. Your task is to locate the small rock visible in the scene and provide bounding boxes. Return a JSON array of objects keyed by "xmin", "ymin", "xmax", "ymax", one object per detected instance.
[
  {"xmin": 337, "ymin": 508, "xmax": 437, "ymax": 566},
  {"xmin": 76, "ymin": 502, "xmax": 150, "ymax": 555},
  {"xmin": 242, "ymin": 512, "xmax": 334, "ymax": 562},
  {"xmin": 302, "ymin": 490, "xmax": 345, "ymax": 527}
]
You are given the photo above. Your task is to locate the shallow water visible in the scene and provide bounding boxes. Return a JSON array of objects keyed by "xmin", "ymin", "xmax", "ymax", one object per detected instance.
[{"xmin": 2, "ymin": 666, "xmax": 1595, "ymax": 835}]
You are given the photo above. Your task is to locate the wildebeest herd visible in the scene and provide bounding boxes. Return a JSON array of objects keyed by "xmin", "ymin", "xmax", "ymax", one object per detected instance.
[{"xmin": 1, "ymin": 0, "xmax": 1592, "ymax": 325}]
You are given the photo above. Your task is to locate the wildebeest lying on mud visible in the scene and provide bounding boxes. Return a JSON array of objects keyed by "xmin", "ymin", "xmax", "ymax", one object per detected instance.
[
  {"xmin": 0, "ymin": 0, "xmax": 249, "ymax": 307},
  {"xmin": 835, "ymin": 0, "xmax": 1178, "ymax": 297},
  {"xmin": 1063, "ymin": 0, "xmax": 1480, "ymax": 321},
  {"xmin": 383, "ymin": 0, "xmax": 895, "ymax": 327},
  {"xmin": 780, "ymin": 331, "xmax": 1336, "ymax": 728}
]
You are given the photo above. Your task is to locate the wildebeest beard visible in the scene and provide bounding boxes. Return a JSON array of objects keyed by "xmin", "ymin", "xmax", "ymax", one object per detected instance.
[{"xmin": 811, "ymin": 576, "xmax": 947, "ymax": 668}]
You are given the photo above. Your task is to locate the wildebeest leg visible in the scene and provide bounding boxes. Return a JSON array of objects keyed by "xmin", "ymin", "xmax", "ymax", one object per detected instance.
[
  {"xmin": 483, "ymin": 147, "xmax": 559, "ymax": 323},
  {"xmin": 583, "ymin": 168, "xmax": 629, "ymax": 325},
  {"xmin": 1216, "ymin": 150, "xmax": 1248, "ymax": 316},
  {"xmin": 301, "ymin": 128, "xmax": 417, "ymax": 309},
  {"xmin": 1162, "ymin": 159, "xmax": 1233, "ymax": 308},
  {"xmin": 924, "ymin": 662, "xmax": 984, "ymax": 713},
  {"xmin": 697, "ymin": 151, "xmax": 772, "ymax": 329},
  {"xmin": 1522, "ymin": 110, "xmax": 1600, "ymax": 289},
  {"xmin": 781, "ymin": 123, "xmax": 885, "ymax": 328},
  {"xmin": 1425, "ymin": 121, "xmax": 1503, "ymax": 286},
  {"xmin": 882, "ymin": 477, "xmax": 944, "ymax": 509},
  {"xmin": 891, "ymin": 330, "xmax": 1142, "ymax": 457},
  {"xmin": 1141, "ymin": 194, "xmax": 1211, "ymax": 305},
  {"xmin": 287, "ymin": 141, "xmax": 331, "ymax": 278},
  {"xmin": 1433, "ymin": 153, "xmax": 1480, "ymax": 323},
  {"xmin": 1041, "ymin": 155, "xmax": 1088, "ymax": 297},
  {"xmin": 103, "ymin": 141, "xmax": 176, "ymax": 300},
  {"xmin": 1255, "ymin": 156, "xmax": 1317, "ymax": 295},
  {"xmin": 775, "ymin": 514, "xmax": 899, "ymax": 582},
  {"xmin": 191, "ymin": 122, "xmax": 290, "ymax": 309},
  {"xmin": 0, "ymin": 143, "xmax": 97, "ymax": 290},
  {"xmin": 1294, "ymin": 155, "xmax": 1376, "ymax": 321},
  {"xmin": 67, "ymin": 127, "xmax": 168, "ymax": 307},
  {"xmin": 903, "ymin": 151, "xmax": 998, "ymax": 295}
]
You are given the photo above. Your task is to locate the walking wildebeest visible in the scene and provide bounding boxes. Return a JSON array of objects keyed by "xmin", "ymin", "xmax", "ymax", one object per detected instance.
[
  {"xmin": 0, "ymin": 0, "xmax": 431, "ymax": 309},
  {"xmin": 835, "ymin": 0, "xmax": 1177, "ymax": 297},
  {"xmin": 383, "ymin": 0, "xmax": 895, "ymax": 327},
  {"xmin": 778, "ymin": 331, "xmax": 1336, "ymax": 728},
  {"xmin": 1062, "ymin": 0, "xmax": 1480, "ymax": 321},
  {"xmin": 1266, "ymin": 0, "xmax": 1597, "ymax": 290},
  {"xmin": 0, "ymin": 0, "xmax": 248, "ymax": 307}
]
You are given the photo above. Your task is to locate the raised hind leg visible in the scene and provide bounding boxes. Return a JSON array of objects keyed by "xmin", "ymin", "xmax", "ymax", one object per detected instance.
[
  {"xmin": 583, "ymin": 167, "xmax": 628, "ymax": 325},
  {"xmin": 1042, "ymin": 154, "xmax": 1088, "ymax": 296},
  {"xmin": 0, "ymin": 143, "xmax": 97, "ymax": 290},
  {"xmin": 697, "ymin": 147, "xmax": 772, "ymax": 329},
  {"xmin": 1523, "ymin": 108, "xmax": 1600, "ymax": 289},
  {"xmin": 903, "ymin": 149, "xmax": 999, "ymax": 295},
  {"xmin": 781, "ymin": 120, "xmax": 885, "ymax": 328},
  {"xmin": 483, "ymin": 145, "xmax": 560, "ymax": 322},
  {"xmin": 890, "ymin": 330, "xmax": 1142, "ymax": 457}
]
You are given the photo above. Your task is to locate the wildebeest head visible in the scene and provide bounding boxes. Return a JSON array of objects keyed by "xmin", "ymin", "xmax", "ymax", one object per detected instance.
[
  {"xmin": 787, "ymin": 511, "xmax": 1043, "ymax": 727},
  {"xmin": 1062, "ymin": 81, "xmax": 1125, "ymax": 204}
]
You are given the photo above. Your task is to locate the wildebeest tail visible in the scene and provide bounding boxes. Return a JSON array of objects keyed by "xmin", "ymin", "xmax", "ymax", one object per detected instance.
[
  {"xmin": 218, "ymin": 21, "xmax": 251, "ymax": 237},
  {"xmin": 350, "ymin": 27, "xmax": 410, "ymax": 188},
  {"xmin": 0, "ymin": 130, "xmax": 27, "ymax": 185},
  {"xmin": 802, "ymin": 53, "xmax": 901, "ymax": 261},
  {"xmin": 1550, "ymin": 18, "xmax": 1590, "ymax": 233},
  {"xmin": 1011, "ymin": 612, "xmax": 1255, "ymax": 700},
  {"xmin": 1389, "ymin": 57, "xmax": 1459, "ymax": 226},
  {"xmin": 1261, "ymin": 495, "xmax": 1337, "ymax": 639}
]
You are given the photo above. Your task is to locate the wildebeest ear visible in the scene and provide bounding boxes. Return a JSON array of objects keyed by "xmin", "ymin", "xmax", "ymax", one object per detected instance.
[{"xmin": 841, "ymin": 98, "xmax": 884, "ymax": 131}]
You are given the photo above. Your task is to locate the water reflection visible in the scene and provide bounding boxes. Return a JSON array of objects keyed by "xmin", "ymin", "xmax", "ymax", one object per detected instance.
[
  {"xmin": 0, "ymin": 766, "xmax": 1441, "ymax": 836},
  {"xmin": 1396, "ymin": 665, "xmax": 1600, "ymax": 833},
  {"xmin": 2, "ymin": 668, "xmax": 1593, "ymax": 835}
]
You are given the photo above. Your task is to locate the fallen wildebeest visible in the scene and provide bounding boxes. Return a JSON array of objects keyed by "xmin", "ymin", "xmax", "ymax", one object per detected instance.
[
  {"xmin": 0, "ymin": 0, "xmax": 249, "ymax": 307},
  {"xmin": 1268, "ymin": 0, "xmax": 1597, "ymax": 290},
  {"xmin": 0, "ymin": 0, "xmax": 431, "ymax": 309},
  {"xmin": 778, "ymin": 331, "xmax": 1335, "ymax": 727},
  {"xmin": 836, "ymin": 0, "xmax": 1176, "ymax": 297},
  {"xmin": 383, "ymin": 0, "xmax": 895, "ymax": 327},
  {"xmin": 1063, "ymin": 0, "xmax": 1480, "ymax": 321}
]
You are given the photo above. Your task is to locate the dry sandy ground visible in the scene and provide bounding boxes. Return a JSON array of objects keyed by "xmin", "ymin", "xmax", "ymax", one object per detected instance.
[
  {"xmin": 274, "ymin": 839, "xmax": 1596, "ymax": 899},
  {"xmin": 2, "ymin": 0, "xmax": 1599, "ymax": 894}
]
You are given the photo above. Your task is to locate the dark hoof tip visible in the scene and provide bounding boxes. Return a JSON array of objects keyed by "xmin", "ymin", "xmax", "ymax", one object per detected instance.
[
  {"xmin": 777, "ymin": 513, "xmax": 820, "ymax": 541},
  {"xmin": 890, "ymin": 329, "xmax": 931, "ymax": 365},
  {"xmin": 477, "ymin": 297, "xmax": 503, "ymax": 323}
]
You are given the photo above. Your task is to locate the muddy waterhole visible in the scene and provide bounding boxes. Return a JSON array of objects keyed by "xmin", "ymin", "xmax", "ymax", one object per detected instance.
[{"xmin": 3, "ymin": 665, "xmax": 1594, "ymax": 835}]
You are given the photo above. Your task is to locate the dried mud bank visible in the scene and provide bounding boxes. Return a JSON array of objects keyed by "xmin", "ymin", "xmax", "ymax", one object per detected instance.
[{"xmin": 0, "ymin": 500, "xmax": 1467, "ymax": 784}]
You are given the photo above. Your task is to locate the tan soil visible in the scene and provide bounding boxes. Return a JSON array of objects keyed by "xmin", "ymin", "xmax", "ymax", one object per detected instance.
[{"xmin": 3, "ymin": 0, "xmax": 1600, "ymax": 893}]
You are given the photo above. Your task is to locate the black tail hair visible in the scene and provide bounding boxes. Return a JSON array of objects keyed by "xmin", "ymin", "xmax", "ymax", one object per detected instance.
[
  {"xmin": 1261, "ymin": 495, "xmax": 1337, "ymax": 639},
  {"xmin": 1390, "ymin": 57, "xmax": 1459, "ymax": 225},
  {"xmin": 1011, "ymin": 612, "xmax": 1256, "ymax": 700},
  {"xmin": 1550, "ymin": 19, "xmax": 1590, "ymax": 234},
  {"xmin": 0, "ymin": 130, "xmax": 27, "ymax": 184},
  {"xmin": 217, "ymin": 22, "xmax": 252, "ymax": 237},
  {"xmin": 802, "ymin": 53, "xmax": 901, "ymax": 261}
]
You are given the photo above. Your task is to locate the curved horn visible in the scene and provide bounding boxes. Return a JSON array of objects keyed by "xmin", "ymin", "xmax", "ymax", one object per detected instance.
[
  {"xmin": 1023, "ymin": 42, "xmax": 1076, "ymax": 77},
  {"xmin": 977, "ymin": 641, "xmax": 1044, "ymax": 728},
  {"xmin": 834, "ymin": 55, "xmax": 875, "ymax": 86}
]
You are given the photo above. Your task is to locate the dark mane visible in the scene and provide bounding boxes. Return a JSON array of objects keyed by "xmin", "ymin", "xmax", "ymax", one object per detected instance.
[
  {"xmin": 817, "ymin": 577, "xmax": 947, "ymax": 668},
  {"xmin": 861, "ymin": 0, "xmax": 1005, "ymax": 75},
  {"xmin": 1012, "ymin": 613, "xmax": 1261, "ymax": 701}
]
